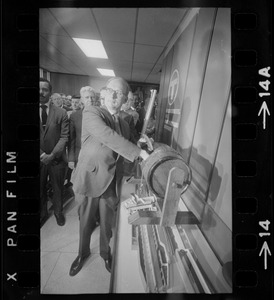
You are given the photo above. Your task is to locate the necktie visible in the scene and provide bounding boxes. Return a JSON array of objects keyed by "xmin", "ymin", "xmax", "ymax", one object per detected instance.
[
  {"xmin": 112, "ymin": 114, "xmax": 121, "ymax": 161},
  {"xmin": 41, "ymin": 104, "xmax": 47, "ymax": 129},
  {"xmin": 112, "ymin": 114, "xmax": 121, "ymax": 135}
]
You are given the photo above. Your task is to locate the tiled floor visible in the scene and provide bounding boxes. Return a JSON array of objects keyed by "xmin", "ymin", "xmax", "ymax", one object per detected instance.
[{"xmin": 40, "ymin": 198, "xmax": 112, "ymax": 294}]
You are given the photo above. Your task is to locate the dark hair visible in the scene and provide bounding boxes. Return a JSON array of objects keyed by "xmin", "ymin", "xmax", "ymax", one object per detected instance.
[{"xmin": 40, "ymin": 77, "xmax": 52, "ymax": 92}]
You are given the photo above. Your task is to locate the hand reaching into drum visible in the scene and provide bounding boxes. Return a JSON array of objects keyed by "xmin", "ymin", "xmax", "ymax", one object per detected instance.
[
  {"xmin": 68, "ymin": 162, "xmax": 75, "ymax": 169},
  {"xmin": 137, "ymin": 133, "xmax": 154, "ymax": 152},
  {"xmin": 139, "ymin": 149, "xmax": 150, "ymax": 161}
]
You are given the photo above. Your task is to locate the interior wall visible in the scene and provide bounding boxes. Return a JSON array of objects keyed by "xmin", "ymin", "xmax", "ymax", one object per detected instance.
[
  {"xmin": 156, "ymin": 8, "xmax": 231, "ymax": 265},
  {"xmin": 49, "ymin": 72, "xmax": 107, "ymax": 96},
  {"xmin": 48, "ymin": 72, "xmax": 160, "ymax": 99}
]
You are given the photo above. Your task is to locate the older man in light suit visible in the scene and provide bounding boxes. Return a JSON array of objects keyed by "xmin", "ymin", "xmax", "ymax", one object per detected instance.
[
  {"xmin": 40, "ymin": 78, "xmax": 69, "ymax": 226},
  {"xmin": 69, "ymin": 77, "xmax": 149, "ymax": 276},
  {"xmin": 68, "ymin": 87, "xmax": 97, "ymax": 170}
]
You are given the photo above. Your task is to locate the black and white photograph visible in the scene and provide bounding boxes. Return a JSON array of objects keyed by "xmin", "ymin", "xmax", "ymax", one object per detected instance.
[{"xmin": 39, "ymin": 7, "xmax": 232, "ymax": 294}]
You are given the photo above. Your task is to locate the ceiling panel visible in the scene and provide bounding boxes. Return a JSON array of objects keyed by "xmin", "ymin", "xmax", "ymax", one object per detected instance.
[
  {"xmin": 71, "ymin": 57, "xmax": 113, "ymax": 76},
  {"xmin": 40, "ymin": 8, "xmax": 187, "ymax": 84},
  {"xmin": 114, "ymin": 70, "xmax": 132, "ymax": 79},
  {"xmin": 133, "ymin": 62, "xmax": 155, "ymax": 72},
  {"xmin": 145, "ymin": 74, "xmax": 161, "ymax": 84},
  {"xmin": 150, "ymin": 64, "xmax": 162, "ymax": 75},
  {"xmin": 132, "ymin": 62, "xmax": 154, "ymax": 81},
  {"xmin": 111, "ymin": 60, "xmax": 133, "ymax": 72},
  {"xmin": 40, "ymin": 55, "xmax": 71, "ymax": 74},
  {"xmin": 136, "ymin": 8, "xmax": 187, "ymax": 46},
  {"xmin": 156, "ymin": 52, "xmax": 165, "ymax": 65},
  {"xmin": 146, "ymin": 64, "xmax": 162, "ymax": 83},
  {"xmin": 40, "ymin": 33, "xmax": 85, "ymax": 57},
  {"xmin": 131, "ymin": 74, "xmax": 150, "ymax": 82},
  {"xmin": 40, "ymin": 37, "xmax": 62, "ymax": 58},
  {"xmin": 39, "ymin": 8, "xmax": 68, "ymax": 36},
  {"xmin": 64, "ymin": 57, "xmax": 94, "ymax": 73},
  {"xmin": 50, "ymin": 8, "xmax": 101, "ymax": 40},
  {"xmin": 103, "ymin": 41, "xmax": 134, "ymax": 62},
  {"xmin": 134, "ymin": 44, "xmax": 164, "ymax": 64},
  {"xmin": 93, "ymin": 8, "xmax": 136, "ymax": 43},
  {"xmin": 45, "ymin": 52, "xmax": 85, "ymax": 74}
]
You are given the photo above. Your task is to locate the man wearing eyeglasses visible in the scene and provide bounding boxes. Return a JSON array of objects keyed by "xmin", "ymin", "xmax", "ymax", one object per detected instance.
[{"xmin": 69, "ymin": 77, "xmax": 149, "ymax": 276}]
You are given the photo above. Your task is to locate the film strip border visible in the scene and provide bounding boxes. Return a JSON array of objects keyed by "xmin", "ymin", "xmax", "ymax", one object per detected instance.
[
  {"xmin": 232, "ymin": 1, "xmax": 272, "ymax": 299},
  {"xmin": 1, "ymin": 0, "xmax": 272, "ymax": 299}
]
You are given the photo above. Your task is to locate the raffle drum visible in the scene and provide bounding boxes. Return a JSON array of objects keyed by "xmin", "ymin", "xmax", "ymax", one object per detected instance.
[
  {"xmin": 126, "ymin": 143, "xmax": 197, "ymax": 227},
  {"xmin": 140, "ymin": 143, "xmax": 192, "ymax": 198}
]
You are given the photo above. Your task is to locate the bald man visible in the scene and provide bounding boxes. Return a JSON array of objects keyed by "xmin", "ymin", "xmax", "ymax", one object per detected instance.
[{"xmin": 69, "ymin": 77, "xmax": 149, "ymax": 276}]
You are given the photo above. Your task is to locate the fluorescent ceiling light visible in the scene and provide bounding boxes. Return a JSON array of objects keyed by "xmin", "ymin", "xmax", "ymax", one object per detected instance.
[
  {"xmin": 97, "ymin": 68, "xmax": 115, "ymax": 76},
  {"xmin": 73, "ymin": 38, "xmax": 108, "ymax": 59}
]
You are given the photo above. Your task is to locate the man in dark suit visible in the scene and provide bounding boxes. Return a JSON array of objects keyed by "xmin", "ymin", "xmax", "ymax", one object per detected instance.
[
  {"xmin": 119, "ymin": 110, "xmax": 139, "ymax": 143},
  {"xmin": 64, "ymin": 95, "xmax": 82, "ymax": 187},
  {"xmin": 40, "ymin": 78, "xmax": 69, "ymax": 226},
  {"xmin": 119, "ymin": 110, "xmax": 139, "ymax": 177},
  {"xmin": 121, "ymin": 91, "xmax": 140, "ymax": 126},
  {"xmin": 69, "ymin": 77, "xmax": 149, "ymax": 276}
]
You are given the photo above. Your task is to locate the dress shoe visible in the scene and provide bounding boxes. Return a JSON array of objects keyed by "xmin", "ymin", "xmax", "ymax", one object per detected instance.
[
  {"xmin": 104, "ymin": 253, "xmax": 112, "ymax": 273},
  {"xmin": 69, "ymin": 253, "xmax": 91, "ymax": 276},
  {"xmin": 54, "ymin": 212, "xmax": 65, "ymax": 226}
]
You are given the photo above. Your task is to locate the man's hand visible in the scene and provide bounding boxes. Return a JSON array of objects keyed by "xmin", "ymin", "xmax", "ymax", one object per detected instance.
[
  {"xmin": 68, "ymin": 162, "xmax": 75, "ymax": 169},
  {"xmin": 40, "ymin": 153, "xmax": 55, "ymax": 165},
  {"xmin": 139, "ymin": 149, "xmax": 150, "ymax": 161},
  {"xmin": 137, "ymin": 134, "xmax": 154, "ymax": 151}
]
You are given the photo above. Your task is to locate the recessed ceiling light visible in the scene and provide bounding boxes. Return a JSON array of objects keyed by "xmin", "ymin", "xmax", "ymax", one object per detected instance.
[
  {"xmin": 97, "ymin": 68, "xmax": 115, "ymax": 76},
  {"xmin": 73, "ymin": 38, "xmax": 108, "ymax": 59}
]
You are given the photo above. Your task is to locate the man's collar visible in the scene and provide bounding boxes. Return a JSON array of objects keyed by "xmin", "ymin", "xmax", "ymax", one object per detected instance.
[
  {"xmin": 102, "ymin": 105, "xmax": 120, "ymax": 116},
  {"xmin": 40, "ymin": 101, "xmax": 50, "ymax": 107}
]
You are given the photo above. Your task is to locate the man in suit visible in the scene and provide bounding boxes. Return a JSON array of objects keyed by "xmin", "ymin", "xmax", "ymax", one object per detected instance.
[
  {"xmin": 121, "ymin": 91, "xmax": 140, "ymax": 126},
  {"xmin": 80, "ymin": 86, "xmax": 97, "ymax": 107},
  {"xmin": 40, "ymin": 78, "xmax": 69, "ymax": 226},
  {"xmin": 119, "ymin": 109, "xmax": 139, "ymax": 178},
  {"xmin": 119, "ymin": 110, "xmax": 139, "ymax": 143},
  {"xmin": 51, "ymin": 93, "xmax": 63, "ymax": 108},
  {"xmin": 71, "ymin": 96, "xmax": 82, "ymax": 111},
  {"xmin": 66, "ymin": 95, "xmax": 81, "ymax": 119},
  {"xmin": 99, "ymin": 86, "xmax": 107, "ymax": 106},
  {"xmin": 68, "ymin": 87, "xmax": 96, "ymax": 170},
  {"xmin": 64, "ymin": 96, "xmax": 81, "ymax": 188},
  {"xmin": 69, "ymin": 77, "xmax": 149, "ymax": 276}
]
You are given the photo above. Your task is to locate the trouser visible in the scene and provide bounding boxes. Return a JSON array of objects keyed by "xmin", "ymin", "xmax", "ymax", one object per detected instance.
[
  {"xmin": 76, "ymin": 177, "xmax": 118, "ymax": 260},
  {"xmin": 40, "ymin": 161, "xmax": 67, "ymax": 216},
  {"xmin": 66, "ymin": 167, "xmax": 73, "ymax": 184}
]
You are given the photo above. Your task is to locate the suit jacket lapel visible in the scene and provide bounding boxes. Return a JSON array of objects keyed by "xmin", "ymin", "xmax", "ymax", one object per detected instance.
[
  {"xmin": 40, "ymin": 119, "xmax": 44, "ymax": 137},
  {"xmin": 100, "ymin": 106, "xmax": 116, "ymax": 129},
  {"xmin": 44, "ymin": 104, "xmax": 54, "ymax": 136},
  {"xmin": 119, "ymin": 118, "xmax": 129, "ymax": 139},
  {"xmin": 100, "ymin": 107, "xmax": 129, "ymax": 137}
]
